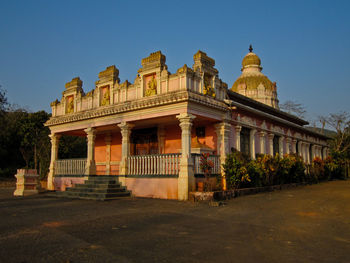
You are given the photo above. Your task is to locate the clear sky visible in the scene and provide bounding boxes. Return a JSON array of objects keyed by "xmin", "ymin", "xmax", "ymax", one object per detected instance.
[{"xmin": 1, "ymin": 0, "xmax": 349, "ymax": 123}]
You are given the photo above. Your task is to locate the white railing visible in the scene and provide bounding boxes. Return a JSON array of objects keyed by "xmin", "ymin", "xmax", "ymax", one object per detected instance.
[
  {"xmin": 192, "ymin": 154, "xmax": 221, "ymax": 174},
  {"xmin": 127, "ymin": 154, "xmax": 181, "ymax": 175},
  {"xmin": 55, "ymin": 159, "xmax": 87, "ymax": 175}
]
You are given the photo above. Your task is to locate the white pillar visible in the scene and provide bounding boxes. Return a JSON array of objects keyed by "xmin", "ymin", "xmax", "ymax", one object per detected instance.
[
  {"xmin": 215, "ymin": 121, "xmax": 231, "ymax": 190},
  {"xmin": 234, "ymin": 125, "xmax": 241, "ymax": 151},
  {"xmin": 176, "ymin": 113, "xmax": 196, "ymax": 201},
  {"xmin": 305, "ymin": 143, "xmax": 310, "ymax": 164},
  {"xmin": 291, "ymin": 139, "xmax": 297, "ymax": 154},
  {"xmin": 268, "ymin": 133, "xmax": 274, "ymax": 156},
  {"xmin": 285, "ymin": 137, "xmax": 291, "ymax": 154},
  {"xmin": 278, "ymin": 136, "xmax": 284, "ymax": 156},
  {"xmin": 47, "ymin": 133, "xmax": 61, "ymax": 190},
  {"xmin": 311, "ymin": 145, "xmax": 316, "ymax": 160},
  {"xmin": 297, "ymin": 141, "xmax": 303, "ymax": 158},
  {"xmin": 118, "ymin": 122, "xmax": 134, "ymax": 184},
  {"xmin": 258, "ymin": 131, "xmax": 266, "ymax": 154},
  {"xmin": 322, "ymin": 147, "xmax": 327, "ymax": 159},
  {"xmin": 250, "ymin": 129, "xmax": 257, "ymax": 160},
  {"xmin": 84, "ymin": 128, "xmax": 96, "ymax": 175},
  {"xmin": 105, "ymin": 133, "xmax": 112, "ymax": 175}
]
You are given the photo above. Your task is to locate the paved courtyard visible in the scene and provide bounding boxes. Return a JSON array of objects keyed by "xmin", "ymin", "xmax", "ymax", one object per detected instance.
[{"xmin": 0, "ymin": 180, "xmax": 349, "ymax": 263}]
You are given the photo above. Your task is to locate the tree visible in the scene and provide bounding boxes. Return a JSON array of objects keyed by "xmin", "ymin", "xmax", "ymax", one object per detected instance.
[
  {"xmin": 18, "ymin": 111, "xmax": 51, "ymax": 172},
  {"xmin": 280, "ymin": 100, "xmax": 306, "ymax": 118},
  {"xmin": 319, "ymin": 112, "xmax": 350, "ymax": 158},
  {"xmin": 0, "ymin": 87, "xmax": 8, "ymax": 114}
]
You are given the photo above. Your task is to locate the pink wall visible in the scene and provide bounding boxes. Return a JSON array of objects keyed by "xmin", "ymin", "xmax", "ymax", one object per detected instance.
[
  {"xmin": 125, "ymin": 177, "xmax": 178, "ymax": 199},
  {"xmin": 53, "ymin": 177, "xmax": 85, "ymax": 191}
]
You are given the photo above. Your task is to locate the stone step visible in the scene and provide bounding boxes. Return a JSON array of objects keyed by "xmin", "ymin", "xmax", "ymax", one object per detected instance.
[
  {"xmin": 72, "ymin": 183, "xmax": 123, "ymax": 189},
  {"xmin": 75, "ymin": 183, "xmax": 122, "ymax": 189},
  {"xmin": 52, "ymin": 175, "xmax": 130, "ymax": 201},
  {"xmin": 59, "ymin": 191, "xmax": 131, "ymax": 199},
  {"xmin": 85, "ymin": 179, "xmax": 120, "ymax": 184},
  {"xmin": 66, "ymin": 186, "xmax": 127, "ymax": 193}
]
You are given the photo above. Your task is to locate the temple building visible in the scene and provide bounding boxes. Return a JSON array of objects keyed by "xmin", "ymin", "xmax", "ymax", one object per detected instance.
[{"xmin": 45, "ymin": 47, "xmax": 329, "ymax": 200}]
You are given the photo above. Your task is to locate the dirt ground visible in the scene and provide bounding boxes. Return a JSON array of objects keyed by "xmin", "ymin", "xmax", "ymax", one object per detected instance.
[{"xmin": 0, "ymin": 180, "xmax": 349, "ymax": 263}]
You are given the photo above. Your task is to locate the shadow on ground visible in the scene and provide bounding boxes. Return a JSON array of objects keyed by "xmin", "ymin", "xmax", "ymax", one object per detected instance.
[{"xmin": 0, "ymin": 180, "xmax": 349, "ymax": 263}]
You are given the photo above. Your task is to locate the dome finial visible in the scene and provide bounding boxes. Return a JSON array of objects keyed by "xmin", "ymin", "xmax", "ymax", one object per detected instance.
[{"xmin": 249, "ymin": 44, "xmax": 253, "ymax": 53}]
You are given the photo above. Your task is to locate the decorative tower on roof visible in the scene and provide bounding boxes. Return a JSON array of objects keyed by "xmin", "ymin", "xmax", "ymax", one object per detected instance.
[{"xmin": 232, "ymin": 45, "xmax": 279, "ymax": 109}]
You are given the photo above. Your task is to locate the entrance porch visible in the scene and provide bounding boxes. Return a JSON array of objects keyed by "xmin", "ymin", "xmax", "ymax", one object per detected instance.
[{"xmin": 48, "ymin": 113, "xmax": 227, "ymax": 200}]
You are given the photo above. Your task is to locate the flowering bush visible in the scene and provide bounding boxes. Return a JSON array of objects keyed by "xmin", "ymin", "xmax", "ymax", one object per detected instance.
[
  {"xmin": 222, "ymin": 151, "xmax": 251, "ymax": 189},
  {"xmin": 224, "ymin": 152, "xmax": 307, "ymax": 189},
  {"xmin": 199, "ymin": 153, "xmax": 215, "ymax": 191}
]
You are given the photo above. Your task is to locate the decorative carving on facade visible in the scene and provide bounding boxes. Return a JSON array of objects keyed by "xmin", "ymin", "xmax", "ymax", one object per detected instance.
[
  {"xmin": 101, "ymin": 86, "xmax": 110, "ymax": 106},
  {"xmin": 145, "ymin": 75, "xmax": 157, "ymax": 96},
  {"xmin": 177, "ymin": 64, "xmax": 194, "ymax": 75},
  {"xmin": 241, "ymin": 116, "xmax": 256, "ymax": 127},
  {"xmin": 46, "ymin": 90, "xmax": 228, "ymax": 126},
  {"xmin": 66, "ymin": 96, "xmax": 74, "ymax": 114},
  {"xmin": 50, "ymin": 99, "xmax": 59, "ymax": 107},
  {"xmin": 203, "ymin": 74, "xmax": 216, "ymax": 98}
]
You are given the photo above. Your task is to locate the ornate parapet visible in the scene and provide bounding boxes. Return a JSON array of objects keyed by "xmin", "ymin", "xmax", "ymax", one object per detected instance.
[
  {"xmin": 48, "ymin": 50, "xmax": 230, "ymax": 120},
  {"xmin": 96, "ymin": 65, "xmax": 120, "ymax": 85},
  {"xmin": 141, "ymin": 51, "xmax": 166, "ymax": 70}
]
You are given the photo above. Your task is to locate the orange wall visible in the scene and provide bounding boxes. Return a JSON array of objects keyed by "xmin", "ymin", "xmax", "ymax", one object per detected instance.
[
  {"xmin": 95, "ymin": 134, "xmax": 106, "ymax": 162},
  {"xmin": 111, "ymin": 132, "xmax": 122, "ymax": 161},
  {"xmin": 197, "ymin": 124, "xmax": 217, "ymax": 153},
  {"xmin": 164, "ymin": 123, "xmax": 217, "ymax": 154},
  {"xmin": 164, "ymin": 124, "xmax": 181, "ymax": 153}
]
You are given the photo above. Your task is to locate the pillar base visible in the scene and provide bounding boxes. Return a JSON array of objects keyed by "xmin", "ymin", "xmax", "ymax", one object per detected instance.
[{"xmin": 85, "ymin": 161, "xmax": 96, "ymax": 176}]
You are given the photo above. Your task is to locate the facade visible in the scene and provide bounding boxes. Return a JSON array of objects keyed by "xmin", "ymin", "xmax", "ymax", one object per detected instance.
[{"xmin": 46, "ymin": 48, "xmax": 329, "ymax": 200}]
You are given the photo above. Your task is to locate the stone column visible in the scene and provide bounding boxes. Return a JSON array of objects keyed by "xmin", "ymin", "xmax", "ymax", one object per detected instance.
[
  {"xmin": 291, "ymin": 139, "xmax": 297, "ymax": 154},
  {"xmin": 215, "ymin": 121, "xmax": 231, "ymax": 191},
  {"xmin": 305, "ymin": 143, "xmax": 310, "ymax": 164},
  {"xmin": 285, "ymin": 137, "xmax": 291, "ymax": 155},
  {"xmin": 322, "ymin": 147, "xmax": 327, "ymax": 159},
  {"xmin": 105, "ymin": 133, "xmax": 112, "ymax": 175},
  {"xmin": 268, "ymin": 133, "xmax": 274, "ymax": 156},
  {"xmin": 250, "ymin": 129, "xmax": 257, "ymax": 160},
  {"xmin": 278, "ymin": 136, "xmax": 284, "ymax": 156},
  {"xmin": 47, "ymin": 133, "xmax": 61, "ymax": 190},
  {"xmin": 234, "ymin": 125, "xmax": 242, "ymax": 151},
  {"xmin": 258, "ymin": 131, "xmax": 266, "ymax": 154},
  {"xmin": 84, "ymin": 128, "xmax": 96, "ymax": 175},
  {"xmin": 118, "ymin": 122, "xmax": 134, "ymax": 185},
  {"xmin": 297, "ymin": 141, "xmax": 303, "ymax": 158},
  {"xmin": 311, "ymin": 145, "xmax": 316, "ymax": 160},
  {"xmin": 317, "ymin": 146, "xmax": 321, "ymax": 158},
  {"xmin": 176, "ymin": 113, "xmax": 196, "ymax": 201}
]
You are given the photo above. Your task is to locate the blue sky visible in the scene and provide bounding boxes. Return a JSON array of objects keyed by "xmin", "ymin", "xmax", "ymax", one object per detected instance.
[{"xmin": 1, "ymin": 0, "xmax": 349, "ymax": 124}]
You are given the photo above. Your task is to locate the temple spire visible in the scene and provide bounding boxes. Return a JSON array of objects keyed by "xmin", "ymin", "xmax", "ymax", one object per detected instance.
[{"xmin": 249, "ymin": 44, "xmax": 253, "ymax": 53}]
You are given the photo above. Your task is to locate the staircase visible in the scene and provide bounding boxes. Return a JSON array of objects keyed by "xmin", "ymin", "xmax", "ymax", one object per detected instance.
[{"xmin": 54, "ymin": 176, "xmax": 131, "ymax": 201}]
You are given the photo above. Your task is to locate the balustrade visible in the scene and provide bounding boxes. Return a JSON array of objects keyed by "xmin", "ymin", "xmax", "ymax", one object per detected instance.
[
  {"xmin": 127, "ymin": 154, "xmax": 181, "ymax": 175},
  {"xmin": 55, "ymin": 159, "xmax": 87, "ymax": 175}
]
